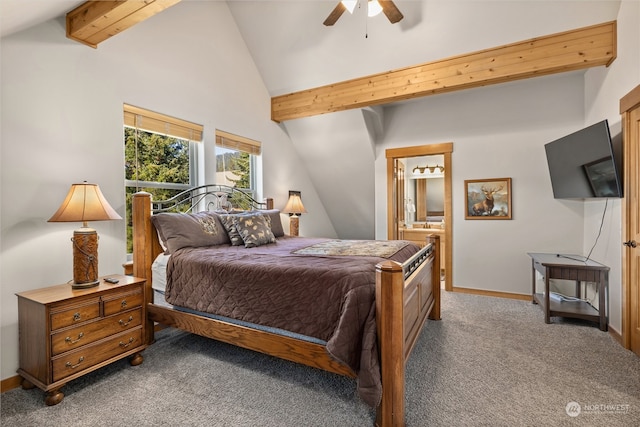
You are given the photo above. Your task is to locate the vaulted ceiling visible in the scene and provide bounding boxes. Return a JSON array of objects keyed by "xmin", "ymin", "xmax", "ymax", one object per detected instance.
[
  {"xmin": 0, "ymin": 0, "xmax": 622, "ymax": 238},
  {"xmin": 1, "ymin": 1, "xmax": 622, "ymax": 100}
]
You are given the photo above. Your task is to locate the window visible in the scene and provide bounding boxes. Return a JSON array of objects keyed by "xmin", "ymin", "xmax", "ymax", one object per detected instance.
[
  {"xmin": 124, "ymin": 104, "xmax": 203, "ymax": 252},
  {"xmin": 215, "ymin": 129, "xmax": 261, "ymax": 194}
]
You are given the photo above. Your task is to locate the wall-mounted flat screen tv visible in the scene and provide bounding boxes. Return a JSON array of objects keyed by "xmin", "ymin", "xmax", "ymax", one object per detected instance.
[{"xmin": 544, "ymin": 120, "xmax": 622, "ymax": 199}]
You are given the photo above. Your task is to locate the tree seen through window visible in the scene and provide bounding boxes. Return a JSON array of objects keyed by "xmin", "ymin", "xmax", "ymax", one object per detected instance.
[{"xmin": 124, "ymin": 127, "xmax": 192, "ymax": 253}]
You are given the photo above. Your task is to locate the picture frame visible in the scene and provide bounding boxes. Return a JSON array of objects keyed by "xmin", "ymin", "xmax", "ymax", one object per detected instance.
[{"xmin": 465, "ymin": 178, "xmax": 512, "ymax": 220}]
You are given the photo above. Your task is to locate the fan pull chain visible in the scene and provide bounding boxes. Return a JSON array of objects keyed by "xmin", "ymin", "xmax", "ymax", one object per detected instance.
[{"xmin": 364, "ymin": 1, "xmax": 369, "ymax": 38}]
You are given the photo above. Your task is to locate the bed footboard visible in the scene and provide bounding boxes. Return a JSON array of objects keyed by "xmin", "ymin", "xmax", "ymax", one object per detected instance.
[
  {"xmin": 375, "ymin": 235, "xmax": 440, "ymax": 427},
  {"xmin": 147, "ymin": 303, "xmax": 355, "ymax": 377}
]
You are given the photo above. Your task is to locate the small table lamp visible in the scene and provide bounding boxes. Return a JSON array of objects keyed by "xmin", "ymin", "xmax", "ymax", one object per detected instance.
[
  {"xmin": 282, "ymin": 191, "xmax": 307, "ymax": 237},
  {"xmin": 48, "ymin": 182, "xmax": 122, "ymax": 288}
]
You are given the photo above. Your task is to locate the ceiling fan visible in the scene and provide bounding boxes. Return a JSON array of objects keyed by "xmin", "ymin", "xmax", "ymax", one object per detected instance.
[{"xmin": 323, "ymin": 0, "xmax": 404, "ymax": 26}]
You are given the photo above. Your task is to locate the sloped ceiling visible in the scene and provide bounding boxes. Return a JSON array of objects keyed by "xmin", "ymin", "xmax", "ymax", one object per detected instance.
[
  {"xmin": 227, "ymin": 1, "xmax": 620, "ymax": 97},
  {"xmin": 0, "ymin": 0, "xmax": 83, "ymax": 37},
  {"xmin": 283, "ymin": 108, "xmax": 378, "ymax": 239},
  {"xmin": 1, "ymin": 1, "xmax": 622, "ymax": 239},
  {"xmin": 227, "ymin": 1, "xmax": 620, "ymax": 238},
  {"xmin": 0, "ymin": 0, "xmax": 622, "ymax": 107}
]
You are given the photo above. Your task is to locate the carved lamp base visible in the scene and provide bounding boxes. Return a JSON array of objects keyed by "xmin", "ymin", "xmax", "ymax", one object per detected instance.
[{"xmin": 289, "ymin": 215, "xmax": 300, "ymax": 237}]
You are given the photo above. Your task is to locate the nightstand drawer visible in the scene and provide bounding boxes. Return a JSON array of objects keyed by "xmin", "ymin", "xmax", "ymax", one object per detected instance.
[
  {"xmin": 50, "ymin": 299, "xmax": 100, "ymax": 331},
  {"xmin": 103, "ymin": 289, "xmax": 143, "ymax": 316},
  {"xmin": 52, "ymin": 327, "xmax": 143, "ymax": 382},
  {"xmin": 51, "ymin": 308, "xmax": 143, "ymax": 356}
]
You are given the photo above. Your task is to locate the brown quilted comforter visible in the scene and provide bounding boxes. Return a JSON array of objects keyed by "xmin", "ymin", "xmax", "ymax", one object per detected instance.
[{"xmin": 164, "ymin": 236, "xmax": 420, "ymax": 407}]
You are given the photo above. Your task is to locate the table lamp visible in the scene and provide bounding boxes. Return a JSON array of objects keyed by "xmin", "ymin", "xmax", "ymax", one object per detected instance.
[
  {"xmin": 48, "ymin": 182, "xmax": 122, "ymax": 288},
  {"xmin": 282, "ymin": 191, "xmax": 307, "ymax": 237}
]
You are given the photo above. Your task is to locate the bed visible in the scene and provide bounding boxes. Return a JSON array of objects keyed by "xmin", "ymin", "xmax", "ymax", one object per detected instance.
[{"xmin": 132, "ymin": 185, "xmax": 440, "ymax": 427}]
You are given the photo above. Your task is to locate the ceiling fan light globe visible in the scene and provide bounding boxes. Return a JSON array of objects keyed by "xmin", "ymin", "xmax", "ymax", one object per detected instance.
[
  {"xmin": 342, "ymin": 0, "xmax": 357, "ymax": 14},
  {"xmin": 368, "ymin": 0, "xmax": 383, "ymax": 17}
]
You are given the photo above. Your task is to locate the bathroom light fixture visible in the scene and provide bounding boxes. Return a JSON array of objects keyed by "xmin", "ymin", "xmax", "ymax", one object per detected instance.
[{"xmin": 412, "ymin": 165, "xmax": 445, "ymax": 175}]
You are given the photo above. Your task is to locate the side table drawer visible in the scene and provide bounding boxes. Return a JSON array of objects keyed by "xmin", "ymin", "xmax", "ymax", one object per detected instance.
[
  {"xmin": 548, "ymin": 267, "xmax": 599, "ymax": 282},
  {"xmin": 52, "ymin": 327, "xmax": 143, "ymax": 382},
  {"xmin": 103, "ymin": 289, "xmax": 143, "ymax": 316},
  {"xmin": 51, "ymin": 308, "xmax": 143, "ymax": 356},
  {"xmin": 50, "ymin": 299, "xmax": 100, "ymax": 331}
]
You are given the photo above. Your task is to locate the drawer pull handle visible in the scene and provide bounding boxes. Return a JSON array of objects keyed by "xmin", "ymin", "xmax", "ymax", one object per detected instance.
[
  {"xmin": 119, "ymin": 337, "xmax": 135, "ymax": 348},
  {"xmin": 119, "ymin": 316, "xmax": 134, "ymax": 327},
  {"xmin": 73, "ymin": 312, "xmax": 81, "ymax": 322},
  {"xmin": 65, "ymin": 332, "xmax": 84, "ymax": 344},
  {"xmin": 120, "ymin": 300, "xmax": 127, "ymax": 309},
  {"xmin": 65, "ymin": 356, "xmax": 84, "ymax": 369}
]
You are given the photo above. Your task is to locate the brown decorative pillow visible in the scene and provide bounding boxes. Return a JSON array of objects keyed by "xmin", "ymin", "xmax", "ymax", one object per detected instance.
[
  {"xmin": 219, "ymin": 214, "xmax": 245, "ymax": 246},
  {"xmin": 259, "ymin": 209, "xmax": 285, "ymax": 238},
  {"xmin": 233, "ymin": 212, "xmax": 276, "ymax": 248},
  {"xmin": 150, "ymin": 212, "xmax": 229, "ymax": 253}
]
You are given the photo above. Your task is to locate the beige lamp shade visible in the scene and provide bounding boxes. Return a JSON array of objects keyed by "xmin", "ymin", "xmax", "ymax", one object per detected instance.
[
  {"xmin": 48, "ymin": 182, "xmax": 122, "ymax": 225},
  {"xmin": 48, "ymin": 182, "xmax": 121, "ymax": 287},
  {"xmin": 282, "ymin": 194, "xmax": 307, "ymax": 215}
]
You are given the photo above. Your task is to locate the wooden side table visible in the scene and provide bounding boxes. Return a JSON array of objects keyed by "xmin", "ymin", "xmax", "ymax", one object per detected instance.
[
  {"xmin": 16, "ymin": 275, "xmax": 146, "ymax": 405},
  {"xmin": 528, "ymin": 253, "xmax": 609, "ymax": 331}
]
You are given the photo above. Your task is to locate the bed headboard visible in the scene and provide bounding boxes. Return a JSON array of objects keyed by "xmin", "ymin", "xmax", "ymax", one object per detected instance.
[
  {"xmin": 152, "ymin": 184, "xmax": 273, "ymax": 214},
  {"xmin": 132, "ymin": 185, "xmax": 274, "ymax": 285}
]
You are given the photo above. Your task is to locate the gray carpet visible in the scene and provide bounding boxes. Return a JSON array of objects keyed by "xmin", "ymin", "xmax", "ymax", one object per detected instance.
[{"xmin": 2, "ymin": 291, "xmax": 639, "ymax": 426}]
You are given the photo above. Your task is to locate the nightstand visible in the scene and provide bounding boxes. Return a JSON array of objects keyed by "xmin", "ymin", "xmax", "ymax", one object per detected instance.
[
  {"xmin": 528, "ymin": 253, "xmax": 609, "ymax": 331},
  {"xmin": 16, "ymin": 275, "xmax": 147, "ymax": 405}
]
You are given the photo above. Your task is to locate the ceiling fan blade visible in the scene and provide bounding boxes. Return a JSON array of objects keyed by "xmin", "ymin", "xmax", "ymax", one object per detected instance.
[
  {"xmin": 323, "ymin": 2, "xmax": 346, "ymax": 26},
  {"xmin": 380, "ymin": 0, "xmax": 404, "ymax": 24}
]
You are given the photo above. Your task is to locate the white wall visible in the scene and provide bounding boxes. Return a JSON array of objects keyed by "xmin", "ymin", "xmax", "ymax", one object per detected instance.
[
  {"xmin": 376, "ymin": 73, "xmax": 586, "ymax": 296},
  {"xmin": 283, "ymin": 109, "xmax": 376, "ymax": 239},
  {"xmin": 0, "ymin": 2, "xmax": 334, "ymax": 381},
  {"xmin": 582, "ymin": 0, "xmax": 640, "ymax": 331},
  {"xmin": 375, "ymin": 1, "xmax": 639, "ymax": 335}
]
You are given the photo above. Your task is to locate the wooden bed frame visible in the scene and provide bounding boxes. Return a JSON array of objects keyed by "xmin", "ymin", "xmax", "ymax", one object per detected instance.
[{"xmin": 132, "ymin": 187, "xmax": 440, "ymax": 427}]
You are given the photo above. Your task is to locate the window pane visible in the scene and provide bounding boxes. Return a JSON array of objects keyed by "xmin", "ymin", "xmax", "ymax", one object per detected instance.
[
  {"xmin": 216, "ymin": 147, "xmax": 252, "ymax": 189},
  {"xmin": 124, "ymin": 126, "xmax": 193, "ymax": 254},
  {"xmin": 124, "ymin": 127, "xmax": 190, "ymax": 185}
]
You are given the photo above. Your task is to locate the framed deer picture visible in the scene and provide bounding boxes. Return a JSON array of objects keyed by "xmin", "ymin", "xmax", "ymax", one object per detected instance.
[{"xmin": 465, "ymin": 178, "xmax": 512, "ymax": 220}]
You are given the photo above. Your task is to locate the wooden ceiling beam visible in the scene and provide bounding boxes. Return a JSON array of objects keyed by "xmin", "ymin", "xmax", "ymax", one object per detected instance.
[
  {"xmin": 66, "ymin": 0, "xmax": 181, "ymax": 48},
  {"xmin": 271, "ymin": 21, "xmax": 616, "ymax": 123}
]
